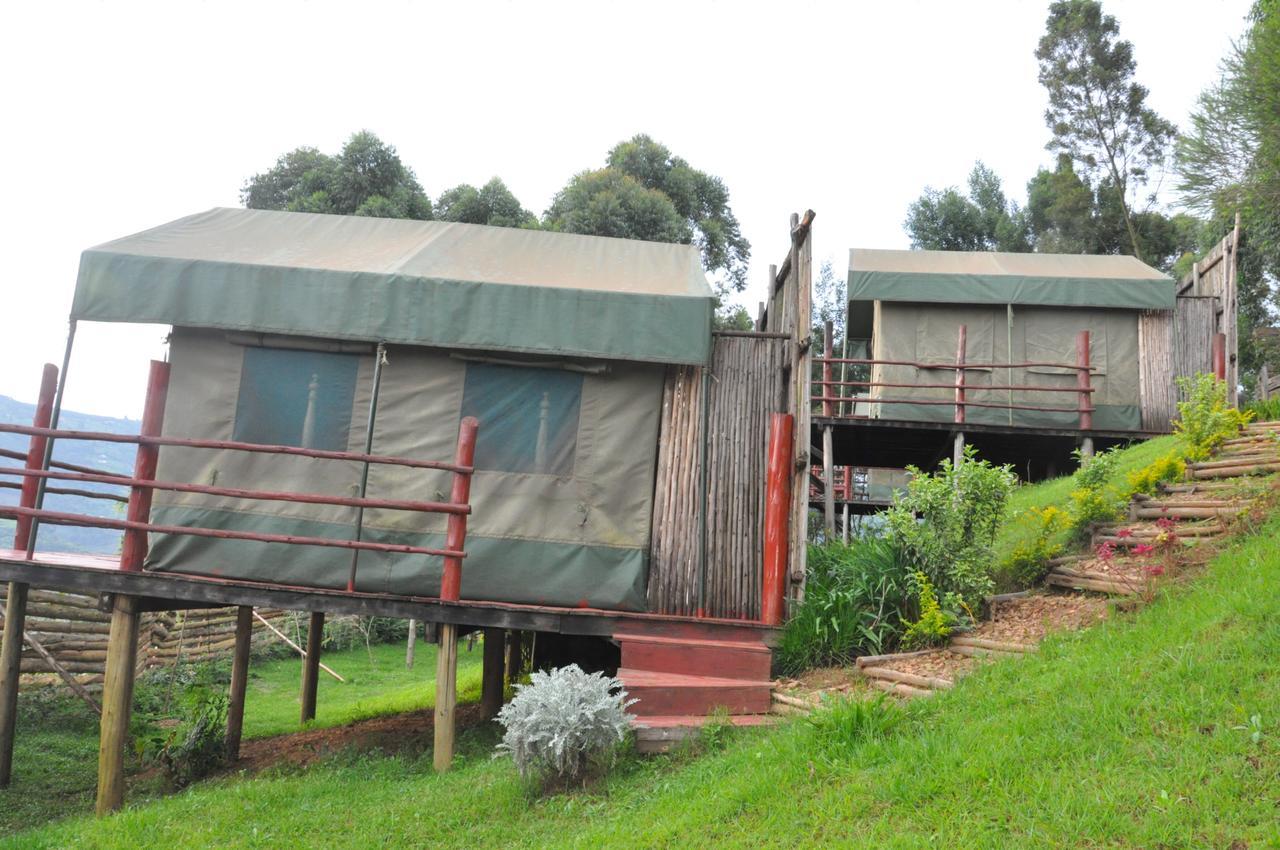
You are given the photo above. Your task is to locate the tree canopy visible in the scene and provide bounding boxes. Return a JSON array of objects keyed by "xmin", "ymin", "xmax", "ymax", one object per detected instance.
[
  {"xmin": 904, "ymin": 163, "xmax": 1030, "ymax": 252},
  {"xmin": 242, "ymin": 131, "xmax": 432, "ymax": 220},
  {"xmin": 545, "ymin": 135, "xmax": 751, "ymax": 292},
  {"xmin": 435, "ymin": 178, "xmax": 537, "ymax": 229},
  {"xmin": 1035, "ymin": 0, "xmax": 1177, "ymax": 261}
]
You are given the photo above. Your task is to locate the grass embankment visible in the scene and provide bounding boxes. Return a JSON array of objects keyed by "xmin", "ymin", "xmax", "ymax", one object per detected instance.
[
  {"xmin": 11, "ymin": 495, "xmax": 1280, "ymax": 848},
  {"xmin": 0, "ymin": 640, "xmax": 482, "ymax": 836}
]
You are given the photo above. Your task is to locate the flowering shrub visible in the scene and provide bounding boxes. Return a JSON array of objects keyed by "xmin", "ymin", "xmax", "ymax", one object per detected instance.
[
  {"xmin": 885, "ymin": 445, "xmax": 1016, "ymax": 609},
  {"xmin": 1096, "ymin": 540, "xmax": 1116, "ymax": 562},
  {"xmin": 1125, "ymin": 452, "xmax": 1187, "ymax": 497},
  {"xmin": 1069, "ymin": 446, "xmax": 1125, "ymax": 535},
  {"xmin": 495, "ymin": 664, "xmax": 636, "ymax": 786}
]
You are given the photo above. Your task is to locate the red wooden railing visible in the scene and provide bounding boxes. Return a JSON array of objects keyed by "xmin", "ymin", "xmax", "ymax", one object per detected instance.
[
  {"xmin": 0, "ymin": 361, "xmax": 479, "ymax": 598},
  {"xmin": 813, "ymin": 325, "xmax": 1096, "ymax": 429}
]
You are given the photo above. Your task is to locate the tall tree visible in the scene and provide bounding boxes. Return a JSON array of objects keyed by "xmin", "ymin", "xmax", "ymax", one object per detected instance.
[
  {"xmin": 242, "ymin": 131, "xmax": 432, "ymax": 220},
  {"xmin": 1036, "ymin": 0, "xmax": 1176, "ymax": 261},
  {"xmin": 546, "ymin": 135, "xmax": 751, "ymax": 293},
  {"xmin": 435, "ymin": 178, "xmax": 537, "ymax": 228},
  {"xmin": 905, "ymin": 163, "xmax": 1030, "ymax": 252},
  {"xmin": 1176, "ymin": 0, "xmax": 1280, "ymax": 389}
]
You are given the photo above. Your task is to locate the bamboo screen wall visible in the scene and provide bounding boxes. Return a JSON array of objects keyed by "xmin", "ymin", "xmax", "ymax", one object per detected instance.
[{"xmin": 647, "ymin": 335, "xmax": 788, "ymax": 619}]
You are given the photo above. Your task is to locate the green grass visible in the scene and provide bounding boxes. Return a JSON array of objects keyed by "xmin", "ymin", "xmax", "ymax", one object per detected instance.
[
  {"xmin": 10, "ymin": 502, "xmax": 1280, "ymax": 848},
  {"xmin": 0, "ymin": 638, "xmax": 482, "ymax": 836}
]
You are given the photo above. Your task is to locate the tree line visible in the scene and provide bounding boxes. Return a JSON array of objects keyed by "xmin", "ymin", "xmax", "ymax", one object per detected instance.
[
  {"xmin": 904, "ymin": 0, "xmax": 1279, "ymax": 393},
  {"xmin": 241, "ymin": 132, "xmax": 753, "ymax": 327}
]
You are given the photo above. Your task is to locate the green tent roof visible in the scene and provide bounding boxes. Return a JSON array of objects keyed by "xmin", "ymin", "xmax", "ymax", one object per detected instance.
[
  {"xmin": 848, "ymin": 248, "xmax": 1174, "ymax": 312},
  {"xmin": 72, "ymin": 208, "xmax": 715, "ymax": 365}
]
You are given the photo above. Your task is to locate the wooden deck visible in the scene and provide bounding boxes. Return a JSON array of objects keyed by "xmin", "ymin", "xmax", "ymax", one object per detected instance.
[{"xmin": 0, "ymin": 549, "xmax": 779, "ymax": 645}]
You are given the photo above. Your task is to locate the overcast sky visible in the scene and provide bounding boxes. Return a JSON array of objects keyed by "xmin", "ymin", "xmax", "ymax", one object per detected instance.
[{"xmin": 0, "ymin": 0, "xmax": 1253, "ymax": 418}]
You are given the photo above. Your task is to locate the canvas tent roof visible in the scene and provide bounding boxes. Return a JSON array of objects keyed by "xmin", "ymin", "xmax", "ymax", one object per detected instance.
[
  {"xmin": 72, "ymin": 207, "xmax": 715, "ymax": 365},
  {"xmin": 848, "ymin": 248, "xmax": 1174, "ymax": 313}
]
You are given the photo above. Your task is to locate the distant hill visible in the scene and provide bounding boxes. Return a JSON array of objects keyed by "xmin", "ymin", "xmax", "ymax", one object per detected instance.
[{"xmin": 0, "ymin": 395, "xmax": 137, "ymax": 554}]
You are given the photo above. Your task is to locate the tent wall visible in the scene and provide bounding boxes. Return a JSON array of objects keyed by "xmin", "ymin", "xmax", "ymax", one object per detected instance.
[
  {"xmin": 146, "ymin": 328, "xmax": 664, "ymax": 611},
  {"xmin": 869, "ymin": 302, "xmax": 1142, "ymax": 431}
]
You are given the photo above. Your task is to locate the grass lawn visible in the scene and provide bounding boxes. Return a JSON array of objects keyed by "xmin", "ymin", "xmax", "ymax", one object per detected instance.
[
  {"xmin": 0, "ymin": 637, "xmax": 482, "ymax": 837},
  {"xmin": 9, "ymin": 495, "xmax": 1280, "ymax": 848}
]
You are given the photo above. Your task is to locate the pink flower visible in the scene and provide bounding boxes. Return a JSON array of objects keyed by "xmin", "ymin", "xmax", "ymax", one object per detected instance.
[
  {"xmin": 1144, "ymin": 565, "xmax": 1165, "ymax": 577},
  {"xmin": 1156, "ymin": 517, "xmax": 1178, "ymax": 531},
  {"xmin": 1116, "ymin": 528, "xmax": 1133, "ymax": 538},
  {"xmin": 1132, "ymin": 543, "xmax": 1155, "ymax": 556},
  {"xmin": 1097, "ymin": 541, "xmax": 1116, "ymax": 562}
]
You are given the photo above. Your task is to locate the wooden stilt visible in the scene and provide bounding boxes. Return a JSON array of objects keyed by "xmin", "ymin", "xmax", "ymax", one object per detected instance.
[
  {"xmin": 480, "ymin": 628, "xmax": 505, "ymax": 719},
  {"xmin": 822, "ymin": 425, "xmax": 836, "ymax": 537},
  {"xmin": 95, "ymin": 594, "xmax": 139, "ymax": 816},
  {"xmin": 225, "ymin": 606, "xmax": 252, "ymax": 761},
  {"xmin": 433, "ymin": 622, "xmax": 458, "ymax": 772},
  {"xmin": 1080, "ymin": 437, "xmax": 1095, "ymax": 467},
  {"xmin": 0, "ymin": 582, "xmax": 28, "ymax": 787},
  {"xmin": 405, "ymin": 618, "xmax": 417, "ymax": 669},
  {"xmin": 505, "ymin": 630, "xmax": 524, "ymax": 684},
  {"xmin": 953, "ymin": 432, "xmax": 965, "ymax": 468},
  {"xmin": 842, "ymin": 503, "xmax": 850, "ymax": 545},
  {"xmin": 300, "ymin": 611, "xmax": 323, "ymax": 724}
]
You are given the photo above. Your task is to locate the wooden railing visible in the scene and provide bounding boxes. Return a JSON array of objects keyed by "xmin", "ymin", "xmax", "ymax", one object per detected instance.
[
  {"xmin": 813, "ymin": 325, "xmax": 1096, "ymax": 430},
  {"xmin": 0, "ymin": 361, "xmax": 479, "ymax": 599}
]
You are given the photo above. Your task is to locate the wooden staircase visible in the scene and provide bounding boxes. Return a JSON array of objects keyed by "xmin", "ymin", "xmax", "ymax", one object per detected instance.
[{"xmin": 613, "ymin": 621, "xmax": 775, "ymax": 753}]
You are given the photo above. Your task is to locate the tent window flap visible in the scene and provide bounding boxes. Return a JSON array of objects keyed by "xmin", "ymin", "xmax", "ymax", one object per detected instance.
[
  {"xmin": 232, "ymin": 346, "xmax": 358, "ymax": 450},
  {"xmin": 461, "ymin": 362, "xmax": 583, "ymax": 475}
]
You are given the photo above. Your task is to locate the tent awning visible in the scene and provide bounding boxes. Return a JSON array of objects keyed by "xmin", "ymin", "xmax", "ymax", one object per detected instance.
[
  {"xmin": 72, "ymin": 207, "xmax": 716, "ymax": 365},
  {"xmin": 847, "ymin": 248, "xmax": 1175, "ymax": 313}
]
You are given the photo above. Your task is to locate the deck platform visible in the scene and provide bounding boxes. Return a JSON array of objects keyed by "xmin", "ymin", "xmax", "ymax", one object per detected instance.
[
  {"xmin": 813, "ymin": 416, "xmax": 1164, "ymax": 480},
  {"xmin": 0, "ymin": 549, "xmax": 779, "ymax": 645}
]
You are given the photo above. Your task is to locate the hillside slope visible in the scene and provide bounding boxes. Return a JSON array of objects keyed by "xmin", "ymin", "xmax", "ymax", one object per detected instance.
[
  {"xmin": 0, "ymin": 395, "xmax": 136, "ymax": 554},
  {"xmin": 10, "ymin": 482, "xmax": 1279, "ymax": 848}
]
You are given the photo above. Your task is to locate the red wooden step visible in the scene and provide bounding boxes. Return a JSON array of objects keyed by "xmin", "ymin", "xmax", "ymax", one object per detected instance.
[
  {"xmin": 615, "ymin": 632, "xmax": 772, "ymax": 681},
  {"xmin": 609, "ymin": 617, "xmax": 775, "ymax": 646},
  {"xmin": 618, "ymin": 668, "xmax": 773, "ymax": 716}
]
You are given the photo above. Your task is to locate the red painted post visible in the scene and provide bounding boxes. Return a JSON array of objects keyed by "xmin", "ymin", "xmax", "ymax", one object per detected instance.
[
  {"xmin": 1076, "ymin": 331, "xmax": 1093, "ymax": 431},
  {"xmin": 439, "ymin": 417, "xmax": 479, "ymax": 602},
  {"xmin": 953, "ymin": 324, "xmax": 967, "ymax": 425},
  {"xmin": 119, "ymin": 361, "xmax": 170, "ymax": 572},
  {"xmin": 822, "ymin": 319, "xmax": 834, "ymax": 418},
  {"xmin": 13, "ymin": 365, "xmax": 58, "ymax": 551},
  {"xmin": 762, "ymin": 412, "xmax": 794, "ymax": 626},
  {"xmin": 1212, "ymin": 333, "xmax": 1227, "ymax": 382}
]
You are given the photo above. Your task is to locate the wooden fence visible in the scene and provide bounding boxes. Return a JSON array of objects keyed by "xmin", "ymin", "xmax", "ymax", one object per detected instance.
[
  {"xmin": 0, "ymin": 583, "xmax": 290, "ymax": 685},
  {"xmin": 648, "ymin": 334, "xmax": 788, "ymax": 619}
]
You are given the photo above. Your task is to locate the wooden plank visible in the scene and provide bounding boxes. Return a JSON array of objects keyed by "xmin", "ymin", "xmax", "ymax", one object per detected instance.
[{"xmin": 0, "ymin": 582, "xmax": 28, "ymax": 786}]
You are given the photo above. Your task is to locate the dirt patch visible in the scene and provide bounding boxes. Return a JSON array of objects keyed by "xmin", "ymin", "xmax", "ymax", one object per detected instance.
[
  {"xmin": 978, "ymin": 593, "xmax": 1108, "ymax": 645},
  {"xmin": 231, "ymin": 702, "xmax": 489, "ymax": 773},
  {"xmin": 773, "ymin": 666, "xmax": 874, "ymax": 699},
  {"xmin": 887, "ymin": 650, "xmax": 976, "ymax": 682}
]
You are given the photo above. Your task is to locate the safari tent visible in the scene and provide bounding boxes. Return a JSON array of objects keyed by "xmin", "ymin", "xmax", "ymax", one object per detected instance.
[
  {"xmin": 844, "ymin": 249, "xmax": 1176, "ymax": 432},
  {"xmin": 70, "ymin": 207, "xmax": 717, "ymax": 611}
]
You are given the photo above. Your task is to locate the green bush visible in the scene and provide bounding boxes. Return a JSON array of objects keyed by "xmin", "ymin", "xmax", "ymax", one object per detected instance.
[
  {"xmin": 776, "ymin": 538, "xmax": 912, "ymax": 675},
  {"xmin": 141, "ymin": 689, "xmax": 228, "ymax": 789},
  {"xmin": 901, "ymin": 572, "xmax": 952, "ymax": 650},
  {"xmin": 996, "ymin": 505, "xmax": 1069, "ymax": 589},
  {"xmin": 1174, "ymin": 373, "xmax": 1252, "ymax": 460},
  {"xmin": 1243, "ymin": 396, "xmax": 1280, "ymax": 422},
  {"xmin": 1068, "ymin": 445, "xmax": 1125, "ymax": 535},
  {"xmin": 884, "ymin": 446, "xmax": 1016, "ymax": 610},
  {"xmin": 1124, "ymin": 451, "xmax": 1187, "ymax": 498}
]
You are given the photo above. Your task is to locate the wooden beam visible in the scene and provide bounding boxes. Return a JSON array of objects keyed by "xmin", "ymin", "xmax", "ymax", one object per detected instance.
[
  {"xmin": 300, "ymin": 612, "xmax": 324, "ymax": 723},
  {"xmin": 433, "ymin": 622, "xmax": 459, "ymax": 772},
  {"xmin": 96, "ymin": 594, "xmax": 140, "ymax": 816},
  {"xmin": 0, "ymin": 582, "xmax": 28, "ymax": 786},
  {"xmin": 480, "ymin": 628, "xmax": 505, "ymax": 719},
  {"xmin": 225, "ymin": 606, "xmax": 252, "ymax": 761}
]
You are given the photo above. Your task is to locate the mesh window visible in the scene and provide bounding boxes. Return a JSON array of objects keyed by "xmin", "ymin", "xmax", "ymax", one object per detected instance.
[
  {"xmin": 233, "ymin": 347, "xmax": 358, "ymax": 450},
  {"xmin": 460, "ymin": 363, "xmax": 583, "ymax": 475}
]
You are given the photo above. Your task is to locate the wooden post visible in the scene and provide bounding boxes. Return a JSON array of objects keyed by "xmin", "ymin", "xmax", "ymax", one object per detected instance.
[
  {"xmin": 762, "ymin": 412, "xmax": 794, "ymax": 626},
  {"xmin": 841, "ymin": 503, "xmax": 850, "ymax": 545},
  {"xmin": 1260, "ymin": 364, "xmax": 1270, "ymax": 402},
  {"xmin": 480, "ymin": 628, "xmax": 505, "ymax": 719},
  {"xmin": 1076, "ymin": 331, "xmax": 1093, "ymax": 432},
  {"xmin": 405, "ymin": 619, "xmax": 417, "ymax": 669},
  {"xmin": 95, "ymin": 594, "xmax": 140, "ymax": 816},
  {"xmin": 225, "ymin": 606, "xmax": 252, "ymax": 761},
  {"xmin": 953, "ymin": 433, "xmax": 965, "ymax": 468},
  {"xmin": 120, "ymin": 360, "xmax": 170, "ymax": 573},
  {"xmin": 300, "ymin": 611, "xmax": 324, "ymax": 724},
  {"xmin": 954, "ymin": 324, "xmax": 967, "ymax": 425},
  {"xmin": 1079, "ymin": 437, "xmax": 1095, "ymax": 466},
  {"xmin": 0, "ymin": 363, "xmax": 57, "ymax": 788},
  {"xmin": 505, "ymin": 630, "xmax": 524, "ymax": 684},
  {"xmin": 435, "ymin": 416, "xmax": 479, "ymax": 773},
  {"xmin": 821, "ymin": 320, "xmax": 836, "ymax": 537},
  {"xmin": 1213, "ymin": 333, "xmax": 1227, "ymax": 383}
]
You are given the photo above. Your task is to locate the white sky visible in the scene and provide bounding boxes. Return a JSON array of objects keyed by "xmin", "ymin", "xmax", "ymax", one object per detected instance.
[{"xmin": 0, "ymin": 0, "xmax": 1252, "ymax": 418}]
